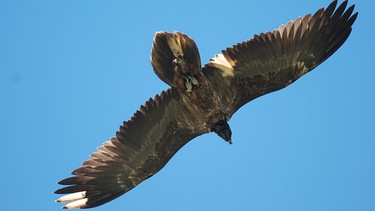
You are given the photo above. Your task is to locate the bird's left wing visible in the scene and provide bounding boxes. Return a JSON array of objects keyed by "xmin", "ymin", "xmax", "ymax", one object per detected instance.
[
  {"xmin": 55, "ymin": 88, "xmax": 202, "ymax": 209},
  {"xmin": 203, "ymin": 0, "xmax": 357, "ymax": 116}
]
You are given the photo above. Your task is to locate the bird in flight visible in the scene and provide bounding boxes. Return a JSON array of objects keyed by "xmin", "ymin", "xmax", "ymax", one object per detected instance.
[{"xmin": 55, "ymin": 0, "xmax": 357, "ymax": 209}]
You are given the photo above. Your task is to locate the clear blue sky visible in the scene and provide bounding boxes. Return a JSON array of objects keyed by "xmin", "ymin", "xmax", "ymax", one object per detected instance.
[{"xmin": 1, "ymin": 0, "xmax": 374, "ymax": 210}]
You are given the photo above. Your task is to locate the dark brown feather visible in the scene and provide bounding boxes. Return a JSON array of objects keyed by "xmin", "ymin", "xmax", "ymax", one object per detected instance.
[
  {"xmin": 55, "ymin": 0, "xmax": 357, "ymax": 209},
  {"xmin": 151, "ymin": 32, "xmax": 201, "ymax": 87},
  {"xmin": 204, "ymin": 0, "xmax": 357, "ymax": 116},
  {"xmin": 55, "ymin": 89, "xmax": 203, "ymax": 208}
]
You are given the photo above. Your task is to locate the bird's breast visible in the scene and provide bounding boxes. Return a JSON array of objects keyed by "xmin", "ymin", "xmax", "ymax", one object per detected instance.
[{"xmin": 177, "ymin": 71, "xmax": 227, "ymax": 131}]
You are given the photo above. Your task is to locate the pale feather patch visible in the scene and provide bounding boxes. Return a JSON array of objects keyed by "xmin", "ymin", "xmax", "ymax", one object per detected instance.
[
  {"xmin": 62, "ymin": 198, "xmax": 89, "ymax": 209},
  {"xmin": 56, "ymin": 191, "xmax": 86, "ymax": 202},
  {"xmin": 297, "ymin": 61, "xmax": 309, "ymax": 76},
  {"xmin": 167, "ymin": 33, "xmax": 184, "ymax": 58},
  {"xmin": 208, "ymin": 54, "xmax": 235, "ymax": 77},
  {"xmin": 291, "ymin": 60, "xmax": 310, "ymax": 83},
  {"xmin": 56, "ymin": 191, "xmax": 88, "ymax": 209}
]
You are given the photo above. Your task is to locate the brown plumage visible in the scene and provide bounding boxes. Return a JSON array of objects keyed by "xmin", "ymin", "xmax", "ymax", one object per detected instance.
[{"xmin": 55, "ymin": 0, "xmax": 357, "ymax": 209}]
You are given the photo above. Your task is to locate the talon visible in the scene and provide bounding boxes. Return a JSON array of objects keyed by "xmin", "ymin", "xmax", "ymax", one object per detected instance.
[
  {"xmin": 185, "ymin": 80, "xmax": 192, "ymax": 92},
  {"xmin": 188, "ymin": 75, "xmax": 199, "ymax": 85}
]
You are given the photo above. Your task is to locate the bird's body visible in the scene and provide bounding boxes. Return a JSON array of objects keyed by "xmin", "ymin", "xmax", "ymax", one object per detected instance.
[
  {"xmin": 153, "ymin": 32, "xmax": 235, "ymax": 144},
  {"xmin": 55, "ymin": 0, "xmax": 358, "ymax": 209}
]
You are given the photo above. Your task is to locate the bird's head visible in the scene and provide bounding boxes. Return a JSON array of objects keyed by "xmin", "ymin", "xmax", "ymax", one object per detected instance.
[{"xmin": 211, "ymin": 119, "xmax": 232, "ymax": 144}]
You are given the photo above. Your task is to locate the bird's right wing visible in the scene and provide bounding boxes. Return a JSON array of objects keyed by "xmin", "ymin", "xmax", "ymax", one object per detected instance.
[{"xmin": 55, "ymin": 88, "xmax": 203, "ymax": 209}]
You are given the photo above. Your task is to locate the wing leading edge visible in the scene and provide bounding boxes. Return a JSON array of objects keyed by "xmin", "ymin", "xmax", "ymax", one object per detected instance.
[
  {"xmin": 55, "ymin": 0, "xmax": 357, "ymax": 209},
  {"xmin": 55, "ymin": 89, "xmax": 203, "ymax": 208},
  {"xmin": 204, "ymin": 0, "xmax": 357, "ymax": 116}
]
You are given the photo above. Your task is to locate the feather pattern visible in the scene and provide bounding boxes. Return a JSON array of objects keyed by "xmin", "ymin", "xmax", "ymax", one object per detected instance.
[
  {"xmin": 204, "ymin": 0, "xmax": 357, "ymax": 116},
  {"xmin": 55, "ymin": 1, "xmax": 357, "ymax": 209},
  {"xmin": 55, "ymin": 89, "xmax": 203, "ymax": 208}
]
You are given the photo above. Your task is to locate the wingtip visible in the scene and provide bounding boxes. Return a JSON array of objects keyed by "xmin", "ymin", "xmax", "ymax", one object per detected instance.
[
  {"xmin": 58, "ymin": 198, "xmax": 89, "ymax": 209},
  {"xmin": 61, "ymin": 198, "xmax": 88, "ymax": 209},
  {"xmin": 56, "ymin": 191, "xmax": 88, "ymax": 209},
  {"xmin": 56, "ymin": 191, "xmax": 87, "ymax": 202}
]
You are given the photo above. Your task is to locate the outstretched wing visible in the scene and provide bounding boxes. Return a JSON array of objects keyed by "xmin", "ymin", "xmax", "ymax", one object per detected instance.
[
  {"xmin": 204, "ymin": 0, "xmax": 357, "ymax": 116},
  {"xmin": 55, "ymin": 88, "xmax": 202, "ymax": 209}
]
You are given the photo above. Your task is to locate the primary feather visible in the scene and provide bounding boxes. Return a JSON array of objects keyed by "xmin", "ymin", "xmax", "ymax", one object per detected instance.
[{"xmin": 55, "ymin": 1, "xmax": 357, "ymax": 209}]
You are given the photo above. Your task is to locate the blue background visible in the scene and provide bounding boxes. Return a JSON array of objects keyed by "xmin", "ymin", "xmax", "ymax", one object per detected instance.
[{"xmin": 1, "ymin": 0, "xmax": 374, "ymax": 210}]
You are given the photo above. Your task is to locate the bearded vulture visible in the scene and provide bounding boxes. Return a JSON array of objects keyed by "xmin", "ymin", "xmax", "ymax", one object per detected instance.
[{"xmin": 55, "ymin": 0, "xmax": 358, "ymax": 209}]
